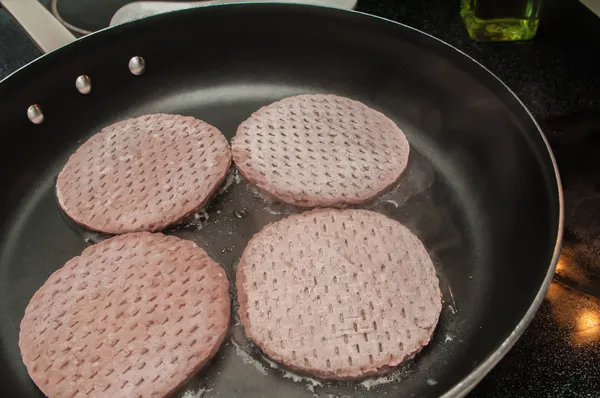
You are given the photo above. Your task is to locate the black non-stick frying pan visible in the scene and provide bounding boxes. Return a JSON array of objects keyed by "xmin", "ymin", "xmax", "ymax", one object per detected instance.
[{"xmin": 0, "ymin": 1, "xmax": 563, "ymax": 397}]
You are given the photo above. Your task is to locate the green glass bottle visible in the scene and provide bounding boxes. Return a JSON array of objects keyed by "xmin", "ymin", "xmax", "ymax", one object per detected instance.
[{"xmin": 460, "ymin": 0, "xmax": 542, "ymax": 42}]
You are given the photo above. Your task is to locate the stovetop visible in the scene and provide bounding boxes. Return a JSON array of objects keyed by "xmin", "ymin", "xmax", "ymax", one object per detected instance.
[{"xmin": 1, "ymin": 0, "xmax": 599, "ymax": 397}]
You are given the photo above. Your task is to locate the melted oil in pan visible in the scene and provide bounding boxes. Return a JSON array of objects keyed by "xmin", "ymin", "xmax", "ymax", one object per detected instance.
[{"xmin": 56, "ymin": 151, "xmax": 471, "ymax": 398}]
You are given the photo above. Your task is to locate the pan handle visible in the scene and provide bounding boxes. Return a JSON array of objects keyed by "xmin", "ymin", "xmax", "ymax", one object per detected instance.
[{"xmin": 0, "ymin": 0, "xmax": 76, "ymax": 53}]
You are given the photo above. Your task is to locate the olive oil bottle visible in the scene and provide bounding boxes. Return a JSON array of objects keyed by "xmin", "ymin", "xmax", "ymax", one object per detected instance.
[{"xmin": 460, "ymin": 0, "xmax": 542, "ymax": 42}]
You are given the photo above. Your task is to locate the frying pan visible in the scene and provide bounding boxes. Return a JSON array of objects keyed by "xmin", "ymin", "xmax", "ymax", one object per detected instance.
[{"xmin": 0, "ymin": 1, "xmax": 563, "ymax": 397}]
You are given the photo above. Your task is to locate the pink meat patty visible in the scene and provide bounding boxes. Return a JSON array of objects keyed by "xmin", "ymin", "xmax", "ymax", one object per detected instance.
[
  {"xmin": 56, "ymin": 114, "xmax": 231, "ymax": 234},
  {"xmin": 19, "ymin": 232, "xmax": 230, "ymax": 398},
  {"xmin": 232, "ymin": 94, "xmax": 409, "ymax": 207},
  {"xmin": 237, "ymin": 209, "xmax": 441, "ymax": 380}
]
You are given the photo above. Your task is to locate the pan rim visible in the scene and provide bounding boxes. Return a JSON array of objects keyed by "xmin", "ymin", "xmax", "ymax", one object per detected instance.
[{"xmin": 0, "ymin": 3, "xmax": 564, "ymax": 397}]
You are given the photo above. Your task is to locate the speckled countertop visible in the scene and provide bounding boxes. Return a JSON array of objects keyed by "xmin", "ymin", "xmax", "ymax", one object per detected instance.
[{"xmin": 0, "ymin": 0, "xmax": 599, "ymax": 397}]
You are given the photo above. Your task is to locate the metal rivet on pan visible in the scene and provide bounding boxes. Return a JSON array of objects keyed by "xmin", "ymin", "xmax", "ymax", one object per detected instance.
[
  {"xmin": 27, "ymin": 105, "xmax": 44, "ymax": 124},
  {"xmin": 75, "ymin": 75, "xmax": 92, "ymax": 95},
  {"xmin": 128, "ymin": 56, "xmax": 146, "ymax": 76}
]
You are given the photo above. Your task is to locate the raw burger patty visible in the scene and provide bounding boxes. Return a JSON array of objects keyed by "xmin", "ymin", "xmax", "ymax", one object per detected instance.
[
  {"xmin": 19, "ymin": 232, "xmax": 230, "ymax": 398},
  {"xmin": 56, "ymin": 113, "xmax": 231, "ymax": 234},
  {"xmin": 232, "ymin": 94, "xmax": 409, "ymax": 207},
  {"xmin": 237, "ymin": 209, "xmax": 441, "ymax": 380}
]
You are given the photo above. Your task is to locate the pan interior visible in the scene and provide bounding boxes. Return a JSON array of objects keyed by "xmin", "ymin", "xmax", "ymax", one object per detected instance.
[{"xmin": 0, "ymin": 5, "xmax": 560, "ymax": 398}]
